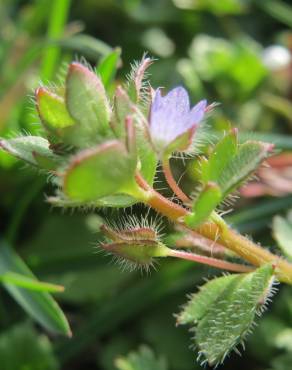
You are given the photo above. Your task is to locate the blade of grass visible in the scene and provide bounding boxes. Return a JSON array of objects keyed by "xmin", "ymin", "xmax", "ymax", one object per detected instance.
[
  {"xmin": 0, "ymin": 271, "xmax": 64, "ymax": 293},
  {"xmin": 41, "ymin": 0, "xmax": 71, "ymax": 81},
  {"xmin": 0, "ymin": 241, "xmax": 71, "ymax": 336}
]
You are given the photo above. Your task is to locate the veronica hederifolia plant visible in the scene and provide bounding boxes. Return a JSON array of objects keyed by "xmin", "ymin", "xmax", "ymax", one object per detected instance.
[{"xmin": 1, "ymin": 55, "xmax": 292, "ymax": 366}]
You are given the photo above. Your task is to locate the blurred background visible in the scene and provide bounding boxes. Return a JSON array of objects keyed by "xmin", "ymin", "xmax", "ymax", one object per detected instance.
[{"xmin": 2, "ymin": 0, "xmax": 292, "ymax": 369}]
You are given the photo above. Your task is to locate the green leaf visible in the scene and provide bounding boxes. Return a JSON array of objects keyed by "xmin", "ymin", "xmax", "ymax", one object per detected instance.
[
  {"xmin": 115, "ymin": 345, "xmax": 168, "ymax": 370},
  {"xmin": 97, "ymin": 48, "xmax": 121, "ymax": 89},
  {"xmin": 0, "ymin": 322, "xmax": 58, "ymax": 370},
  {"xmin": 35, "ymin": 86, "xmax": 76, "ymax": 130},
  {"xmin": 179, "ymin": 264, "xmax": 275, "ymax": 366},
  {"xmin": 65, "ymin": 62, "xmax": 111, "ymax": 146},
  {"xmin": 185, "ymin": 182, "xmax": 222, "ymax": 228},
  {"xmin": 63, "ymin": 140, "xmax": 137, "ymax": 202},
  {"xmin": 218, "ymin": 141, "xmax": 272, "ymax": 197},
  {"xmin": 177, "ymin": 274, "xmax": 237, "ymax": 325},
  {"xmin": 0, "ymin": 242, "xmax": 71, "ymax": 336},
  {"xmin": 0, "ymin": 271, "xmax": 64, "ymax": 293},
  {"xmin": 201, "ymin": 129, "xmax": 238, "ymax": 184},
  {"xmin": 273, "ymin": 212, "xmax": 292, "ymax": 261},
  {"xmin": 0, "ymin": 136, "xmax": 62, "ymax": 168}
]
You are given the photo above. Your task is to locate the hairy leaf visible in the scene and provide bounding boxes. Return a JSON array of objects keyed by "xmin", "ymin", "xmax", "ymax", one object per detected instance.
[
  {"xmin": 185, "ymin": 182, "xmax": 222, "ymax": 227},
  {"xmin": 194, "ymin": 265, "xmax": 274, "ymax": 365},
  {"xmin": 0, "ymin": 136, "xmax": 62, "ymax": 169},
  {"xmin": 65, "ymin": 62, "xmax": 111, "ymax": 146},
  {"xmin": 35, "ymin": 87, "xmax": 76, "ymax": 130},
  {"xmin": 177, "ymin": 274, "xmax": 237, "ymax": 325},
  {"xmin": 218, "ymin": 141, "xmax": 272, "ymax": 197},
  {"xmin": 63, "ymin": 140, "xmax": 136, "ymax": 201},
  {"xmin": 201, "ymin": 129, "xmax": 238, "ymax": 184}
]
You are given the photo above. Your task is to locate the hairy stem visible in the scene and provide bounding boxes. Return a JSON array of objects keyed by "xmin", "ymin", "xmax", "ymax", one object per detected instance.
[
  {"xmin": 162, "ymin": 157, "xmax": 190, "ymax": 204},
  {"xmin": 169, "ymin": 249, "xmax": 253, "ymax": 273},
  {"xmin": 135, "ymin": 172, "xmax": 292, "ymax": 284}
]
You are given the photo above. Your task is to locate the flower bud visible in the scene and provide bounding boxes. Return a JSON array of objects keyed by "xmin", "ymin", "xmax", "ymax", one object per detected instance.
[{"xmin": 100, "ymin": 224, "xmax": 170, "ymax": 271}]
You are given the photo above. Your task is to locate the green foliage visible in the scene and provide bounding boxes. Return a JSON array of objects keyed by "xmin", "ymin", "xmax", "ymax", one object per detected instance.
[
  {"xmin": 174, "ymin": 0, "xmax": 247, "ymax": 14},
  {"xmin": 186, "ymin": 131, "xmax": 272, "ymax": 227},
  {"xmin": 115, "ymin": 345, "xmax": 168, "ymax": 370},
  {"xmin": 1, "ymin": 1, "xmax": 292, "ymax": 369},
  {"xmin": 186, "ymin": 35, "xmax": 267, "ymax": 100},
  {"xmin": 0, "ymin": 322, "xmax": 58, "ymax": 370},
  {"xmin": 0, "ymin": 242, "xmax": 70, "ymax": 336},
  {"xmin": 178, "ymin": 265, "xmax": 275, "ymax": 366}
]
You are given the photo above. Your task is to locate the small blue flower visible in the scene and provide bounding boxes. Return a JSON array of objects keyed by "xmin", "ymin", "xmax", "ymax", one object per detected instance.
[{"xmin": 149, "ymin": 86, "xmax": 207, "ymax": 154}]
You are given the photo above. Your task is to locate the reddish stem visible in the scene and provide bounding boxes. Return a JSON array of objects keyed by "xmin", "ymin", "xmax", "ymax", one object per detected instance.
[
  {"xmin": 169, "ymin": 249, "xmax": 253, "ymax": 273},
  {"xmin": 162, "ymin": 158, "xmax": 190, "ymax": 204},
  {"xmin": 135, "ymin": 172, "xmax": 187, "ymax": 220}
]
